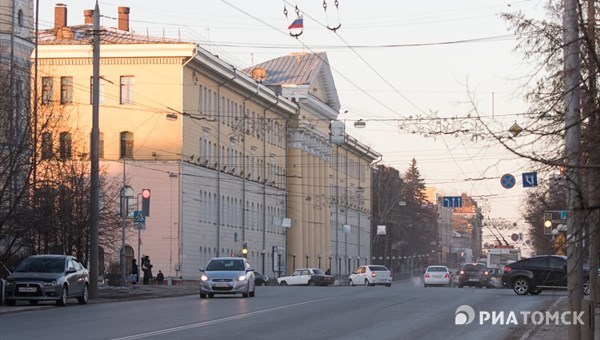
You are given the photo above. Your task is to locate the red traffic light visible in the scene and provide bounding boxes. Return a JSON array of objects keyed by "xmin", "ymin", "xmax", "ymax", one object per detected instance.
[{"xmin": 142, "ymin": 189, "xmax": 151, "ymax": 199}]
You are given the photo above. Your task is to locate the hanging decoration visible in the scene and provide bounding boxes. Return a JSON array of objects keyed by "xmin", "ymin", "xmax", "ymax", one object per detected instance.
[
  {"xmin": 284, "ymin": 4, "xmax": 304, "ymax": 38},
  {"xmin": 323, "ymin": 0, "xmax": 341, "ymax": 32}
]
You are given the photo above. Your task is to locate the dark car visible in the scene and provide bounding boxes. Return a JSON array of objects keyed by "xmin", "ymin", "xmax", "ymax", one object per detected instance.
[
  {"xmin": 254, "ymin": 272, "xmax": 270, "ymax": 286},
  {"xmin": 502, "ymin": 255, "xmax": 590, "ymax": 296},
  {"xmin": 4, "ymin": 255, "xmax": 89, "ymax": 306},
  {"xmin": 457, "ymin": 264, "xmax": 489, "ymax": 288}
]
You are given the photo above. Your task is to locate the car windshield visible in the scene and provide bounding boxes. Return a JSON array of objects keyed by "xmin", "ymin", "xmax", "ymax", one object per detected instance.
[
  {"xmin": 15, "ymin": 257, "xmax": 65, "ymax": 273},
  {"xmin": 369, "ymin": 266, "xmax": 388, "ymax": 271},
  {"xmin": 427, "ymin": 267, "xmax": 447, "ymax": 272},
  {"xmin": 312, "ymin": 269, "xmax": 324, "ymax": 275},
  {"xmin": 206, "ymin": 259, "xmax": 245, "ymax": 271}
]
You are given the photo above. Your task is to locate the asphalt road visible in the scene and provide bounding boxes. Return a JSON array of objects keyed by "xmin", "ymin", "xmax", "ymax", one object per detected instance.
[{"xmin": 0, "ymin": 279, "xmax": 565, "ymax": 340}]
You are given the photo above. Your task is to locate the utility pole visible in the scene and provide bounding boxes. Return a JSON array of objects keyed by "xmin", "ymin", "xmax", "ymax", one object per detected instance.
[
  {"xmin": 89, "ymin": 1, "xmax": 101, "ymax": 299},
  {"xmin": 563, "ymin": 0, "xmax": 583, "ymax": 338}
]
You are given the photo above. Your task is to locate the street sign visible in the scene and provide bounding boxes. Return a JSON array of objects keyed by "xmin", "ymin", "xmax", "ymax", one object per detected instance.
[
  {"xmin": 134, "ymin": 222, "xmax": 146, "ymax": 230},
  {"xmin": 522, "ymin": 172, "xmax": 538, "ymax": 187},
  {"xmin": 133, "ymin": 210, "xmax": 145, "ymax": 223},
  {"xmin": 500, "ymin": 174, "xmax": 516, "ymax": 189},
  {"xmin": 442, "ymin": 196, "xmax": 462, "ymax": 208}
]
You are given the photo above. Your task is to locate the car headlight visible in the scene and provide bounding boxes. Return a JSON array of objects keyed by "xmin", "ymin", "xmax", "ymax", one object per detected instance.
[
  {"xmin": 236, "ymin": 275, "xmax": 247, "ymax": 281},
  {"xmin": 43, "ymin": 280, "xmax": 60, "ymax": 286},
  {"xmin": 200, "ymin": 275, "xmax": 209, "ymax": 281}
]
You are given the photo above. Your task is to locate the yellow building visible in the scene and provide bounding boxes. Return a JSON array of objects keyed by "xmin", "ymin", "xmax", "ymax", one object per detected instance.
[{"xmin": 35, "ymin": 4, "xmax": 380, "ymax": 279}]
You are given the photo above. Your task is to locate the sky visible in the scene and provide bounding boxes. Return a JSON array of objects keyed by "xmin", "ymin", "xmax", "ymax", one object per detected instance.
[{"xmin": 37, "ymin": 0, "xmax": 550, "ymax": 223}]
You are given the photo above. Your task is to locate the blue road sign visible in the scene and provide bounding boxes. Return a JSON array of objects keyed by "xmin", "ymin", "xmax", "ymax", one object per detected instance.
[
  {"xmin": 561, "ymin": 210, "xmax": 567, "ymax": 220},
  {"xmin": 501, "ymin": 174, "xmax": 516, "ymax": 189},
  {"xmin": 522, "ymin": 172, "xmax": 538, "ymax": 187},
  {"xmin": 133, "ymin": 210, "xmax": 145, "ymax": 223},
  {"xmin": 442, "ymin": 196, "xmax": 462, "ymax": 208}
]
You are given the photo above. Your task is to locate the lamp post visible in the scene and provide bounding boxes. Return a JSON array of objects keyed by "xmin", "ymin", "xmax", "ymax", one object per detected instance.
[
  {"xmin": 261, "ymin": 249, "xmax": 266, "ymax": 274},
  {"xmin": 292, "ymin": 253, "xmax": 296, "ymax": 270},
  {"xmin": 318, "ymin": 255, "xmax": 322, "ymax": 269},
  {"xmin": 329, "ymin": 255, "xmax": 332, "ymax": 272},
  {"xmin": 305, "ymin": 254, "xmax": 309, "ymax": 267}
]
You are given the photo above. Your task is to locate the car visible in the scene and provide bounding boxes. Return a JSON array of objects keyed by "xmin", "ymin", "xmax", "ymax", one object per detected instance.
[
  {"xmin": 486, "ymin": 268, "xmax": 504, "ymax": 288},
  {"xmin": 254, "ymin": 271, "xmax": 270, "ymax": 286},
  {"xmin": 348, "ymin": 265, "xmax": 392, "ymax": 287},
  {"xmin": 4, "ymin": 255, "xmax": 89, "ymax": 306},
  {"xmin": 457, "ymin": 263, "xmax": 489, "ymax": 288},
  {"xmin": 277, "ymin": 268, "xmax": 335, "ymax": 286},
  {"xmin": 423, "ymin": 265, "xmax": 451, "ymax": 287},
  {"xmin": 199, "ymin": 257, "xmax": 256, "ymax": 298},
  {"xmin": 502, "ymin": 255, "xmax": 590, "ymax": 296}
]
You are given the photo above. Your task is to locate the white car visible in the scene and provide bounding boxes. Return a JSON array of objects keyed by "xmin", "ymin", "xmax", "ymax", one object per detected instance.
[
  {"xmin": 348, "ymin": 265, "xmax": 392, "ymax": 287},
  {"xmin": 277, "ymin": 268, "xmax": 335, "ymax": 286},
  {"xmin": 423, "ymin": 265, "xmax": 451, "ymax": 287},
  {"xmin": 199, "ymin": 257, "xmax": 256, "ymax": 298}
]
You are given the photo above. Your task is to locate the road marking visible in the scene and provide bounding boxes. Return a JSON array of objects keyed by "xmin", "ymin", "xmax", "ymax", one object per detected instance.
[{"xmin": 110, "ymin": 297, "xmax": 337, "ymax": 340}]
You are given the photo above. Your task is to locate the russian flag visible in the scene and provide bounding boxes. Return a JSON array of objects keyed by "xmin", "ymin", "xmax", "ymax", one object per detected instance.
[{"xmin": 288, "ymin": 15, "xmax": 303, "ymax": 29}]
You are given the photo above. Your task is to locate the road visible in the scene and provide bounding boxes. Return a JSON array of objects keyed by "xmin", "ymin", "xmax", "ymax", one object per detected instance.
[{"xmin": 0, "ymin": 279, "xmax": 565, "ymax": 340}]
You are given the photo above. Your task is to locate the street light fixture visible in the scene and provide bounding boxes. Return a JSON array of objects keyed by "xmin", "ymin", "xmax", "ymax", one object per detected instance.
[{"xmin": 292, "ymin": 253, "xmax": 296, "ymax": 270}]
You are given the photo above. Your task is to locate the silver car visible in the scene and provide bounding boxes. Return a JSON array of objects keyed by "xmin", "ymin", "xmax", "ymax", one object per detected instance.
[
  {"xmin": 4, "ymin": 255, "xmax": 89, "ymax": 306},
  {"xmin": 199, "ymin": 257, "xmax": 255, "ymax": 298}
]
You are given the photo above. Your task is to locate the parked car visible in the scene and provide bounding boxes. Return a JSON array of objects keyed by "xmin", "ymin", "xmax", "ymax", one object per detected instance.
[
  {"xmin": 457, "ymin": 263, "xmax": 489, "ymax": 288},
  {"xmin": 254, "ymin": 272, "xmax": 270, "ymax": 286},
  {"xmin": 423, "ymin": 265, "xmax": 451, "ymax": 287},
  {"xmin": 348, "ymin": 265, "xmax": 392, "ymax": 287},
  {"xmin": 277, "ymin": 268, "xmax": 335, "ymax": 286},
  {"xmin": 502, "ymin": 255, "xmax": 590, "ymax": 295},
  {"xmin": 4, "ymin": 255, "xmax": 89, "ymax": 306},
  {"xmin": 199, "ymin": 257, "xmax": 255, "ymax": 298}
]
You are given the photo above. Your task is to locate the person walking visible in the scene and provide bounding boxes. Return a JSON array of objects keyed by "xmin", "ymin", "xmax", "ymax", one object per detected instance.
[
  {"xmin": 142, "ymin": 255, "xmax": 153, "ymax": 285},
  {"xmin": 131, "ymin": 259, "xmax": 139, "ymax": 284},
  {"xmin": 156, "ymin": 270, "xmax": 164, "ymax": 285}
]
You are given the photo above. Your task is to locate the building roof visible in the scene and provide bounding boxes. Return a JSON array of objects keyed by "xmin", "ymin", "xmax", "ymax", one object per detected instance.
[
  {"xmin": 250, "ymin": 52, "xmax": 326, "ymax": 86},
  {"xmin": 38, "ymin": 25, "xmax": 190, "ymax": 45}
]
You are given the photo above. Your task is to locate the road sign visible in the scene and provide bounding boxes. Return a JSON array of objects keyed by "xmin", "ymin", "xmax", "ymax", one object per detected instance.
[
  {"xmin": 522, "ymin": 172, "xmax": 538, "ymax": 187},
  {"xmin": 133, "ymin": 210, "xmax": 145, "ymax": 223},
  {"xmin": 134, "ymin": 222, "xmax": 146, "ymax": 230},
  {"xmin": 500, "ymin": 174, "xmax": 516, "ymax": 189},
  {"xmin": 442, "ymin": 196, "xmax": 462, "ymax": 208}
]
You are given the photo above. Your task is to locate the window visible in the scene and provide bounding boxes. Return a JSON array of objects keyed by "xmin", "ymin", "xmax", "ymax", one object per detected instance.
[
  {"xmin": 120, "ymin": 131, "xmax": 134, "ymax": 159},
  {"xmin": 59, "ymin": 132, "xmax": 72, "ymax": 160},
  {"xmin": 120, "ymin": 76, "xmax": 134, "ymax": 104},
  {"xmin": 90, "ymin": 76, "xmax": 105, "ymax": 105},
  {"xmin": 42, "ymin": 77, "xmax": 53, "ymax": 104},
  {"xmin": 41, "ymin": 132, "xmax": 53, "ymax": 160},
  {"xmin": 60, "ymin": 76, "xmax": 73, "ymax": 104},
  {"xmin": 17, "ymin": 9, "xmax": 23, "ymax": 27}
]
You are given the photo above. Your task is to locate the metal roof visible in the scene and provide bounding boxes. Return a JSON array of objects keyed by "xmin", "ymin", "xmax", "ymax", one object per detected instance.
[
  {"xmin": 249, "ymin": 52, "xmax": 327, "ymax": 86},
  {"xmin": 38, "ymin": 25, "xmax": 190, "ymax": 45}
]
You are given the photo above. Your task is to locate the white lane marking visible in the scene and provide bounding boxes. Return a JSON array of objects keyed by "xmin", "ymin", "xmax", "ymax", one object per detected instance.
[{"xmin": 110, "ymin": 297, "xmax": 337, "ymax": 340}]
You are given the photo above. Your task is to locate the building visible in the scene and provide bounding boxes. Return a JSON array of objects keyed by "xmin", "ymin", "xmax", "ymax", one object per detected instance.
[{"xmin": 35, "ymin": 4, "xmax": 380, "ymax": 279}]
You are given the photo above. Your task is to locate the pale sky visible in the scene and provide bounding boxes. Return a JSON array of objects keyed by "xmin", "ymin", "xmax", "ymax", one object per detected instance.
[{"xmin": 38, "ymin": 0, "xmax": 549, "ymax": 222}]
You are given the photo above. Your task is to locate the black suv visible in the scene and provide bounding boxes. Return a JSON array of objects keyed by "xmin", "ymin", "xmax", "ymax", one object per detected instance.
[{"xmin": 501, "ymin": 255, "xmax": 590, "ymax": 295}]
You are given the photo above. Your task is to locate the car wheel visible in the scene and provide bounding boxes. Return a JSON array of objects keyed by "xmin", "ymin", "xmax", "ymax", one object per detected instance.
[
  {"xmin": 458, "ymin": 285, "xmax": 463, "ymax": 288},
  {"xmin": 200, "ymin": 293, "xmax": 207, "ymax": 299},
  {"xmin": 208, "ymin": 293, "xmax": 214, "ymax": 298},
  {"xmin": 365, "ymin": 279, "xmax": 371, "ymax": 286},
  {"xmin": 308, "ymin": 281, "xmax": 316, "ymax": 287},
  {"xmin": 530, "ymin": 289, "xmax": 542, "ymax": 295},
  {"xmin": 57, "ymin": 286, "xmax": 68, "ymax": 306},
  {"xmin": 6, "ymin": 299, "xmax": 16, "ymax": 306},
  {"xmin": 512, "ymin": 278, "xmax": 531, "ymax": 295},
  {"xmin": 424, "ymin": 283, "xmax": 428, "ymax": 288},
  {"xmin": 349, "ymin": 279, "xmax": 355, "ymax": 286},
  {"xmin": 78, "ymin": 284, "xmax": 89, "ymax": 304},
  {"xmin": 386, "ymin": 283, "xmax": 391, "ymax": 287},
  {"xmin": 583, "ymin": 280, "xmax": 590, "ymax": 296},
  {"xmin": 29, "ymin": 300, "xmax": 39, "ymax": 305},
  {"xmin": 279, "ymin": 281, "xmax": 288, "ymax": 286}
]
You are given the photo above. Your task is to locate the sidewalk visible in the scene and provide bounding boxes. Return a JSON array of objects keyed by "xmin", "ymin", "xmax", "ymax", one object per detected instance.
[{"xmin": 508, "ymin": 296, "xmax": 600, "ymax": 340}]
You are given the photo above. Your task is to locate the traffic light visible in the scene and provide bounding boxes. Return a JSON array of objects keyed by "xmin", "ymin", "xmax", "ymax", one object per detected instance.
[
  {"xmin": 543, "ymin": 212, "xmax": 553, "ymax": 235},
  {"xmin": 241, "ymin": 242, "xmax": 248, "ymax": 258},
  {"xmin": 141, "ymin": 189, "xmax": 151, "ymax": 217}
]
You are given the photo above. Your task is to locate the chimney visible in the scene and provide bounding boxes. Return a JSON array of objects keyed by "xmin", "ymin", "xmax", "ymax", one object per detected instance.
[
  {"xmin": 54, "ymin": 3, "xmax": 67, "ymax": 30},
  {"xmin": 84, "ymin": 9, "xmax": 94, "ymax": 24},
  {"xmin": 118, "ymin": 7, "xmax": 130, "ymax": 31}
]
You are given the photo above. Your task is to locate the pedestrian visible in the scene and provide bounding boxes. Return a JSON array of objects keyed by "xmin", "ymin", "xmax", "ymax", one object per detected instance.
[
  {"xmin": 325, "ymin": 268, "xmax": 331, "ymax": 275},
  {"xmin": 156, "ymin": 270, "xmax": 164, "ymax": 285},
  {"xmin": 130, "ymin": 258, "xmax": 139, "ymax": 284},
  {"xmin": 142, "ymin": 255, "xmax": 153, "ymax": 285}
]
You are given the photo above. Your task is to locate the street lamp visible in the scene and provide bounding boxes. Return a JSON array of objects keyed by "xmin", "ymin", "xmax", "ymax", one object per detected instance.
[
  {"xmin": 292, "ymin": 253, "xmax": 296, "ymax": 270},
  {"xmin": 261, "ymin": 249, "xmax": 266, "ymax": 274},
  {"xmin": 318, "ymin": 255, "xmax": 322, "ymax": 269},
  {"xmin": 305, "ymin": 254, "xmax": 309, "ymax": 267},
  {"xmin": 329, "ymin": 255, "xmax": 333, "ymax": 272}
]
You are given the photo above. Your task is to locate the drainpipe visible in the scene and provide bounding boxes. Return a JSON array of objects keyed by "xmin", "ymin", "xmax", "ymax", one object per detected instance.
[{"xmin": 216, "ymin": 67, "xmax": 238, "ymax": 256}]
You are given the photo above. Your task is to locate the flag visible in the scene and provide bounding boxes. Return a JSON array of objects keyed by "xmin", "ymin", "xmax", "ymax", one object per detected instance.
[{"xmin": 288, "ymin": 15, "xmax": 303, "ymax": 29}]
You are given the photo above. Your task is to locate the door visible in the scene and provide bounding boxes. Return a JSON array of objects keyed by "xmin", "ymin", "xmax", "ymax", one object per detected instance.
[{"xmin": 546, "ymin": 257, "xmax": 567, "ymax": 286}]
